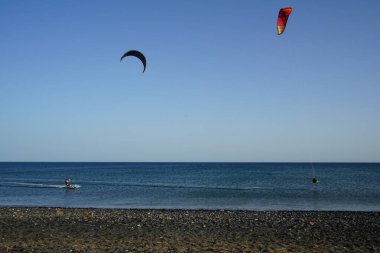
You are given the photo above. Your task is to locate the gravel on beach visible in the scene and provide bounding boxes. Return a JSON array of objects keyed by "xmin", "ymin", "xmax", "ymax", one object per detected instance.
[{"xmin": 0, "ymin": 207, "xmax": 379, "ymax": 252}]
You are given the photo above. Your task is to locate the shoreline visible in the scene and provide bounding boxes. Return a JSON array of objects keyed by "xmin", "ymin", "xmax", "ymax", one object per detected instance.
[
  {"xmin": 1, "ymin": 207, "xmax": 379, "ymax": 252},
  {"xmin": 1, "ymin": 205, "xmax": 380, "ymax": 212}
]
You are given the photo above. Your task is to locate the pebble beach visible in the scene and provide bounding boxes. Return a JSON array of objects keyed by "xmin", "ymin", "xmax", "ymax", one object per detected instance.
[{"xmin": 0, "ymin": 207, "xmax": 379, "ymax": 252}]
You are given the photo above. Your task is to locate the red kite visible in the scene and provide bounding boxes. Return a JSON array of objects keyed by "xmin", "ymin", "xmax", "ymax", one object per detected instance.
[{"xmin": 277, "ymin": 7, "xmax": 293, "ymax": 35}]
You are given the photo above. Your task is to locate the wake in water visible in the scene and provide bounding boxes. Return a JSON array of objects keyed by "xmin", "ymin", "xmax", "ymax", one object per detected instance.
[
  {"xmin": 0, "ymin": 182, "xmax": 80, "ymax": 189},
  {"xmin": 82, "ymin": 180, "xmax": 304, "ymax": 191},
  {"xmin": 0, "ymin": 179, "xmax": 303, "ymax": 191}
]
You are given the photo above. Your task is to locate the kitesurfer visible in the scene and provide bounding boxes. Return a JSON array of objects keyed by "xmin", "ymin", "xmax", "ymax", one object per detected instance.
[{"xmin": 65, "ymin": 178, "xmax": 71, "ymax": 187}]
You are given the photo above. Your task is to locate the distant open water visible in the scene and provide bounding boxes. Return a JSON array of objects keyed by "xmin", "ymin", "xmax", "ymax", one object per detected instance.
[{"xmin": 0, "ymin": 162, "xmax": 379, "ymax": 211}]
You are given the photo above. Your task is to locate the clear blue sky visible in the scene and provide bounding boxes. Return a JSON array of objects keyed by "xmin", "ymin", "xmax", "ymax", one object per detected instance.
[{"xmin": 0, "ymin": 0, "xmax": 379, "ymax": 162}]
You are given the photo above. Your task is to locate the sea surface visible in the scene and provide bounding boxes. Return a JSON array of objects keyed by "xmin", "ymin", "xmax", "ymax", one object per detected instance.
[{"xmin": 0, "ymin": 162, "xmax": 379, "ymax": 211}]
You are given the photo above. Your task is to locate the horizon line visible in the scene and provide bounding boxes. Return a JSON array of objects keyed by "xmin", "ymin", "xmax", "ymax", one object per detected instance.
[{"xmin": 0, "ymin": 161, "xmax": 379, "ymax": 164}]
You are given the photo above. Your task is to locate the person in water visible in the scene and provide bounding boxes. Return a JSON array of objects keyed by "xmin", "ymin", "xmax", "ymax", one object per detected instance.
[
  {"xmin": 65, "ymin": 178, "xmax": 71, "ymax": 187},
  {"xmin": 312, "ymin": 177, "xmax": 318, "ymax": 184}
]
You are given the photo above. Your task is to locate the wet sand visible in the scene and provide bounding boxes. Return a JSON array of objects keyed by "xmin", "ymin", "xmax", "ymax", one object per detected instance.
[{"xmin": 0, "ymin": 207, "xmax": 379, "ymax": 252}]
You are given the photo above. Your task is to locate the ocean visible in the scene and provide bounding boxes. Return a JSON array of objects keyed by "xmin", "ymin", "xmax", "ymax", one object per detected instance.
[{"xmin": 0, "ymin": 162, "xmax": 379, "ymax": 211}]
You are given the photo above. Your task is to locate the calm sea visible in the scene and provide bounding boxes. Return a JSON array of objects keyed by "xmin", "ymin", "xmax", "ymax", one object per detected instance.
[{"xmin": 0, "ymin": 162, "xmax": 379, "ymax": 211}]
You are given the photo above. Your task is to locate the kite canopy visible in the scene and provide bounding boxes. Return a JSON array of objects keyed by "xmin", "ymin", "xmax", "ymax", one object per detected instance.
[
  {"xmin": 277, "ymin": 7, "xmax": 292, "ymax": 35},
  {"xmin": 120, "ymin": 50, "xmax": 147, "ymax": 73}
]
